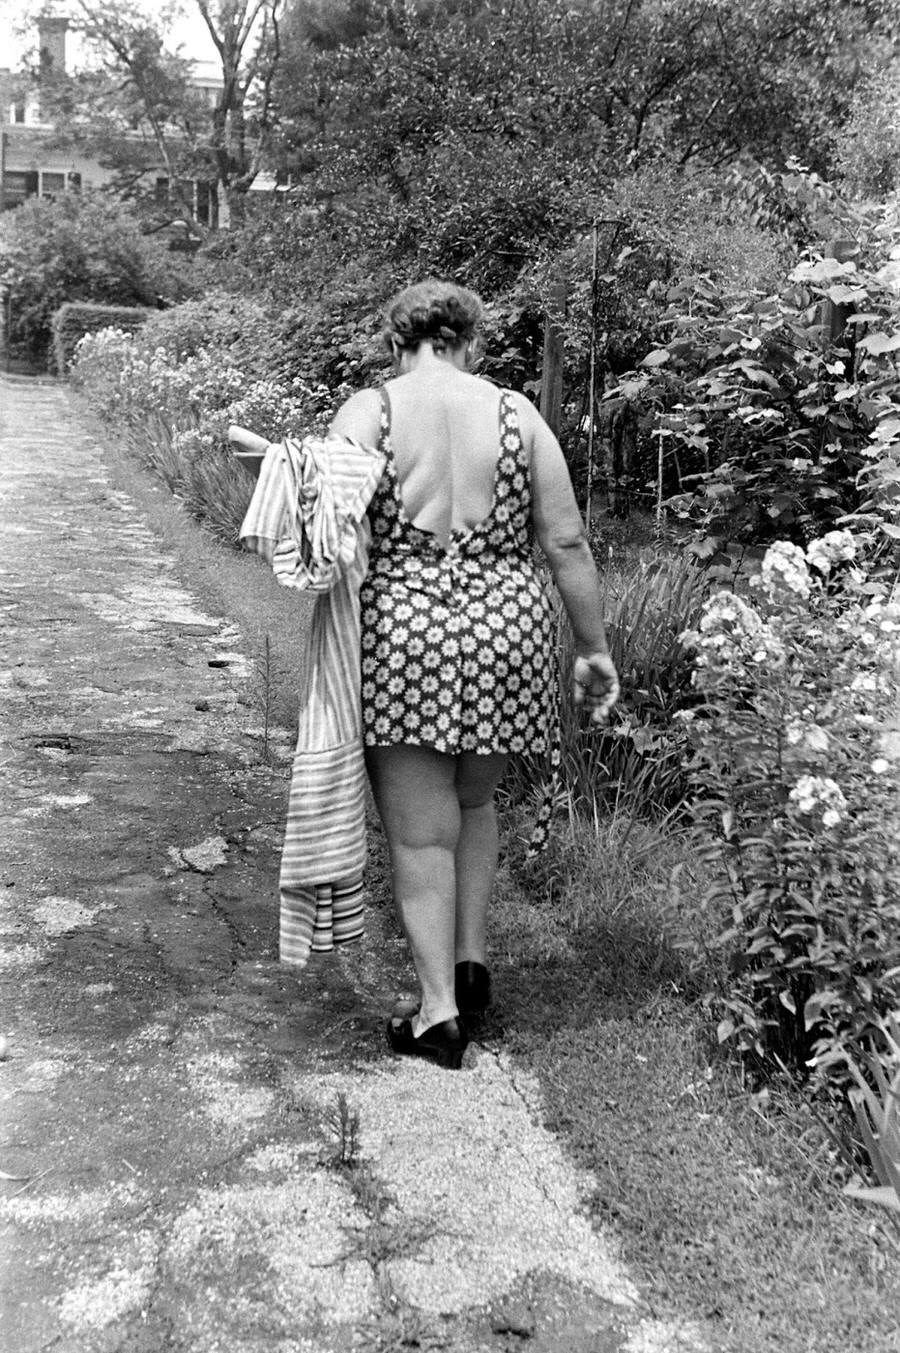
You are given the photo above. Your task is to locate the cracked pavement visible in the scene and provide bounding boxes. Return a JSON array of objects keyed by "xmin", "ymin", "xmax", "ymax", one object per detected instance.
[{"xmin": 0, "ymin": 375, "xmax": 704, "ymax": 1353}]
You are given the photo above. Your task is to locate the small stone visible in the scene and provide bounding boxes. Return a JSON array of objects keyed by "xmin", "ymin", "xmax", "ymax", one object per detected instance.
[{"xmin": 195, "ymin": 699, "xmax": 210, "ymax": 712}]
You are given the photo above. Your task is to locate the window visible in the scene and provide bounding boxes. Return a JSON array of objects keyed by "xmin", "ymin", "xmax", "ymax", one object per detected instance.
[
  {"xmin": 2, "ymin": 171, "xmax": 30, "ymax": 209},
  {"xmin": 195, "ymin": 179, "xmax": 212, "ymax": 227},
  {"xmin": 156, "ymin": 175, "xmax": 215, "ymax": 227},
  {"xmin": 11, "ymin": 101, "xmax": 26, "ymax": 123},
  {"xmin": 40, "ymin": 171, "xmax": 65, "ymax": 198},
  {"xmin": 2, "ymin": 168, "xmax": 78, "ymax": 209}
]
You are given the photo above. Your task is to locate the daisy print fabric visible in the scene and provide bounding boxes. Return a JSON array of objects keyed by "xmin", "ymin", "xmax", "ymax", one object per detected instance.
[{"xmin": 360, "ymin": 390, "xmax": 555, "ymax": 756}]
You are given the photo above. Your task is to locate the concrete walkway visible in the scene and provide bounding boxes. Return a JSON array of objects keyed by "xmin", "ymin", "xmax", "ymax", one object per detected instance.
[{"xmin": 0, "ymin": 376, "xmax": 702, "ymax": 1353}]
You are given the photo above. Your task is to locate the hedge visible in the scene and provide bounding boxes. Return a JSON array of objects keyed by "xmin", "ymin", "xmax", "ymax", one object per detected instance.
[{"xmin": 51, "ymin": 302, "xmax": 153, "ymax": 375}]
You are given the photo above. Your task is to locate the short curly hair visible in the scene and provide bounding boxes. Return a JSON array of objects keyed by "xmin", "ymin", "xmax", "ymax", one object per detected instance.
[{"xmin": 382, "ymin": 278, "xmax": 483, "ymax": 353}]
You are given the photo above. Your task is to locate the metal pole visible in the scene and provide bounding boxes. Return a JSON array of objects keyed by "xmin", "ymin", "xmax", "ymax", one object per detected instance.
[{"xmin": 584, "ymin": 219, "xmax": 599, "ymax": 530}]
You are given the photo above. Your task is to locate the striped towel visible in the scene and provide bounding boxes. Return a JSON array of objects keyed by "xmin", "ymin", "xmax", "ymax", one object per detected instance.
[{"xmin": 239, "ymin": 434, "xmax": 386, "ymax": 968}]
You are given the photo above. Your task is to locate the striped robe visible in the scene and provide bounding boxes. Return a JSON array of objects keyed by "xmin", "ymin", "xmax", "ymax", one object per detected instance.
[{"xmin": 239, "ymin": 434, "xmax": 386, "ymax": 968}]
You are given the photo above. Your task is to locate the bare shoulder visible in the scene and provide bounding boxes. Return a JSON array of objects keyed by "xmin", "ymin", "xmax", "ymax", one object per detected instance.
[
  {"xmin": 328, "ymin": 387, "xmax": 383, "ymax": 444},
  {"xmin": 506, "ymin": 390, "xmax": 558, "ymax": 461}
]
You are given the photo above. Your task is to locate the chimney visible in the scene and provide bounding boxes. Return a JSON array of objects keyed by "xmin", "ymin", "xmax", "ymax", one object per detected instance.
[{"xmin": 38, "ymin": 16, "xmax": 69, "ymax": 74}]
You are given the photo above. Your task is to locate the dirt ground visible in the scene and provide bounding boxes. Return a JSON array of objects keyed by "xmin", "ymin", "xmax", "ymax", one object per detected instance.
[{"xmin": 0, "ymin": 375, "xmax": 704, "ymax": 1353}]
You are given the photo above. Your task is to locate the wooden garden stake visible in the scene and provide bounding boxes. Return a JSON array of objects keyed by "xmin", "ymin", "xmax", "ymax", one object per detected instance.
[
  {"xmin": 821, "ymin": 237, "xmax": 857, "ymax": 348},
  {"xmin": 540, "ymin": 280, "xmax": 566, "ymax": 438}
]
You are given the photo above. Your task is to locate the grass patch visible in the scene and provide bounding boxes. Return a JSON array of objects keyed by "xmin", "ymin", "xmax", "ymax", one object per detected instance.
[{"xmin": 490, "ymin": 807, "xmax": 900, "ymax": 1353}]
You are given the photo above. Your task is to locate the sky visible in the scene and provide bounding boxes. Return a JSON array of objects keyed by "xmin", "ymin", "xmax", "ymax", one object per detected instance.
[{"xmin": 0, "ymin": 2, "xmax": 220, "ymax": 70}]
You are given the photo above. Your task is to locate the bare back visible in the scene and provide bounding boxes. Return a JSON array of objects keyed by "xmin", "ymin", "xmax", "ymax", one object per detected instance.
[
  {"xmin": 386, "ymin": 368, "xmax": 507, "ymax": 545},
  {"xmin": 331, "ymin": 367, "xmax": 508, "ymax": 549}
]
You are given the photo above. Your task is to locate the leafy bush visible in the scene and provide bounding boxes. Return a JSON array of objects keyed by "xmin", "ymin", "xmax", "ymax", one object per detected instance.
[
  {"xmin": 51, "ymin": 301, "xmax": 151, "ymax": 375},
  {"xmin": 0, "ymin": 192, "xmax": 194, "ymax": 365},
  {"xmin": 138, "ymin": 289, "xmax": 287, "ymax": 381},
  {"xmin": 70, "ymin": 325, "xmax": 336, "ymax": 542},
  {"xmin": 678, "ymin": 531, "xmax": 900, "ymax": 1082},
  {"xmin": 836, "ymin": 70, "xmax": 900, "ymax": 198},
  {"xmin": 604, "ymin": 237, "xmax": 900, "ymax": 550}
]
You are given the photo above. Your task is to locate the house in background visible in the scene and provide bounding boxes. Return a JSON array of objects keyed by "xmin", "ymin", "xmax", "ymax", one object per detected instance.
[{"xmin": 0, "ymin": 14, "xmax": 222, "ymax": 228}]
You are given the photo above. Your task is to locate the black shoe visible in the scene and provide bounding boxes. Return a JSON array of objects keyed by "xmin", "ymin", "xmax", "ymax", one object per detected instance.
[
  {"xmin": 455, "ymin": 961, "xmax": 491, "ymax": 1017},
  {"xmin": 386, "ymin": 1015, "xmax": 468, "ymax": 1069}
]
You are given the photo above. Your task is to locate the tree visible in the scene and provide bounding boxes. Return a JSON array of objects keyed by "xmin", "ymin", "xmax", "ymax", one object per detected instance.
[
  {"xmin": 33, "ymin": 0, "xmax": 285, "ymax": 228},
  {"xmin": 0, "ymin": 192, "xmax": 192, "ymax": 359},
  {"xmin": 267, "ymin": 0, "xmax": 900, "ymax": 292}
]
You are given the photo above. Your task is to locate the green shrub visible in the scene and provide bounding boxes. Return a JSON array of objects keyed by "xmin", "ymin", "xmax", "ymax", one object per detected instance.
[
  {"xmin": 0, "ymin": 192, "xmax": 193, "ymax": 366},
  {"xmin": 836, "ymin": 70, "xmax": 900, "ymax": 198},
  {"xmin": 51, "ymin": 302, "xmax": 152, "ymax": 375},
  {"xmin": 602, "ymin": 233, "xmax": 900, "ymax": 551},
  {"xmin": 678, "ymin": 532, "xmax": 900, "ymax": 1083},
  {"xmin": 70, "ymin": 325, "xmax": 338, "ymax": 542},
  {"xmin": 138, "ymin": 288, "xmax": 286, "ymax": 380}
]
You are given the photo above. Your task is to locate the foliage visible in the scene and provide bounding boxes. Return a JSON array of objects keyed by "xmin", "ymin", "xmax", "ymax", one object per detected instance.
[
  {"xmin": 603, "ymin": 217, "xmax": 900, "ymax": 550},
  {"xmin": 678, "ymin": 532, "xmax": 900, "ymax": 1082},
  {"xmin": 138, "ymin": 287, "xmax": 287, "ymax": 379},
  {"xmin": 279, "ymin": 0, "xmax": 900, "ymax": 228},
  {"xmin": 836, "ymin": 66, "xmax": 900, "ymax": 198},
  {"xmin": 69, "ymin": 316, "xmax": 337, "ymax": 540},
  {"xmin": 35, "ymin": 0, "xmax": 285, "ymax": 227},
  {"xmin": 844, "ymin": 1014, "xmax": 900, "ymax": 1219},
  {"xmin": 506, "ymin": 548, "xmax": 707, "ymax": 825},
  {"xmin": 0, "ymin": 192, "xmax": 189, "ymax": 362},
  {"xmin": 565, "ymin": 549, "xmax": 707, "ymax": 816},
  {"xmin": 51, "ymin": 300, "xmax": 152, "ymax": 374}
]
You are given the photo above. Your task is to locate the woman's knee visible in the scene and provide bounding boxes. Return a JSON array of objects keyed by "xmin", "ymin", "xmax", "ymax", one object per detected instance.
[
  {"xmin": 368, "ymin": 744, "xmax": 460, "ymax": 851},
  {"xmin": 455, "ymin": 753, "xmax": 508, "ymax": 810}
]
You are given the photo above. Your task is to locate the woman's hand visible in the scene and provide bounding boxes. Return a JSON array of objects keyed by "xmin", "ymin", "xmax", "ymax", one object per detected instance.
[
  {"xmin": 228, "ymin": 425, "xmax": 270, "ymax": 457},
  {"xmin": 573, "ymin": 651, "xmax": 620, "ymax": 725},
  {"xmin": 228, "ymin": 425, "xmax": 270, "ymax": 480}
]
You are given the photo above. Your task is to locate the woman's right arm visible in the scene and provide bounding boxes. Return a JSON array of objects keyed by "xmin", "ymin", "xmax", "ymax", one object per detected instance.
[{"xmin": 520, "ymin": 397, "xmax": 620, "ymax": 723}]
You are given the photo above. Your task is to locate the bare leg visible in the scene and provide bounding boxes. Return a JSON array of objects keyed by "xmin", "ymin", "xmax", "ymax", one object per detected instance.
[
  {"xmin": 454, "ymin": 752, "xmax": 508, "ymax": 965},
  {"xmin": 366, "ymin": 744, "xmax": 461, "ymax": 1031}
]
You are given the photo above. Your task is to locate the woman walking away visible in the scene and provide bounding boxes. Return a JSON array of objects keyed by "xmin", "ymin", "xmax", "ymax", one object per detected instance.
[{"xmin": 329, "ymin": 279, "xmax": 619, "ymax": 1069}]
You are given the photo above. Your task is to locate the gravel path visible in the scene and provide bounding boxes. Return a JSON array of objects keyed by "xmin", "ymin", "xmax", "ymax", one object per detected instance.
[{"xmin": 0, "ymin": 376, "xmax": 704, "ymax": 1353}]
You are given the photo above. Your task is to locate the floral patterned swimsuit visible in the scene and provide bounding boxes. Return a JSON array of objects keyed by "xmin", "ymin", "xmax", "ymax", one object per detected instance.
[{"xmin": 360, "ymin": 388, "xmax": 556, "ymax": 757}]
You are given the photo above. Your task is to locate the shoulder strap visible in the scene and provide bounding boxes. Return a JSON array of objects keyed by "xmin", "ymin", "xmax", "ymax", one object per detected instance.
[
  {"xmin": 378, "ymin": 386, "xmax": 392, "ymax": 444},
  {"xmin": 498, "ymin": 388, "xmax": 524, "ymax": 449}
]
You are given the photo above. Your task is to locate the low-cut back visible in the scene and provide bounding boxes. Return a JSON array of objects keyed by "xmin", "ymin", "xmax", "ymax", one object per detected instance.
[
  {"xmin": 359, "ymin": 388, "xmax": 555, "ymax": 756},
  {"xmin": 381, "ymin": 377, "xmax": 506, "ymax": 544}
]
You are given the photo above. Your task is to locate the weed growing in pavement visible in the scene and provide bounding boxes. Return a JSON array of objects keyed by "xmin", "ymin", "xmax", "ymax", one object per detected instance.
[
  {"xmin": 325, "ymin": 1091, "xmax": 362, "ymax": 1171},
  {"xmin": 355, "ymin": 1306, "xmax": 447, "ymax": 1353},
  {"xmin": 250, "ymin": 634, "xmax": 289, "ymax": 764}
]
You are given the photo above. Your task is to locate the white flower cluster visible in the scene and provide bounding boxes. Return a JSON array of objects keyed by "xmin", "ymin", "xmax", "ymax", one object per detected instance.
[
  {"xmin": 788, "ymin": 775, "xmax": 848, "ymax": 828},
  {"xmin": 683, "ymin": 593, "xmax": 784, "ymax": 671},
  {"xmin": 864, "ymin": 596, "xmax": 900, "ymax": 635},
  {"xmin": 805, "ymin": 529, "xmax": 857, "ymax": 575},
  {"xmin": 759, "ymin": 541, "xmax": 812, "ymax": 599}
]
